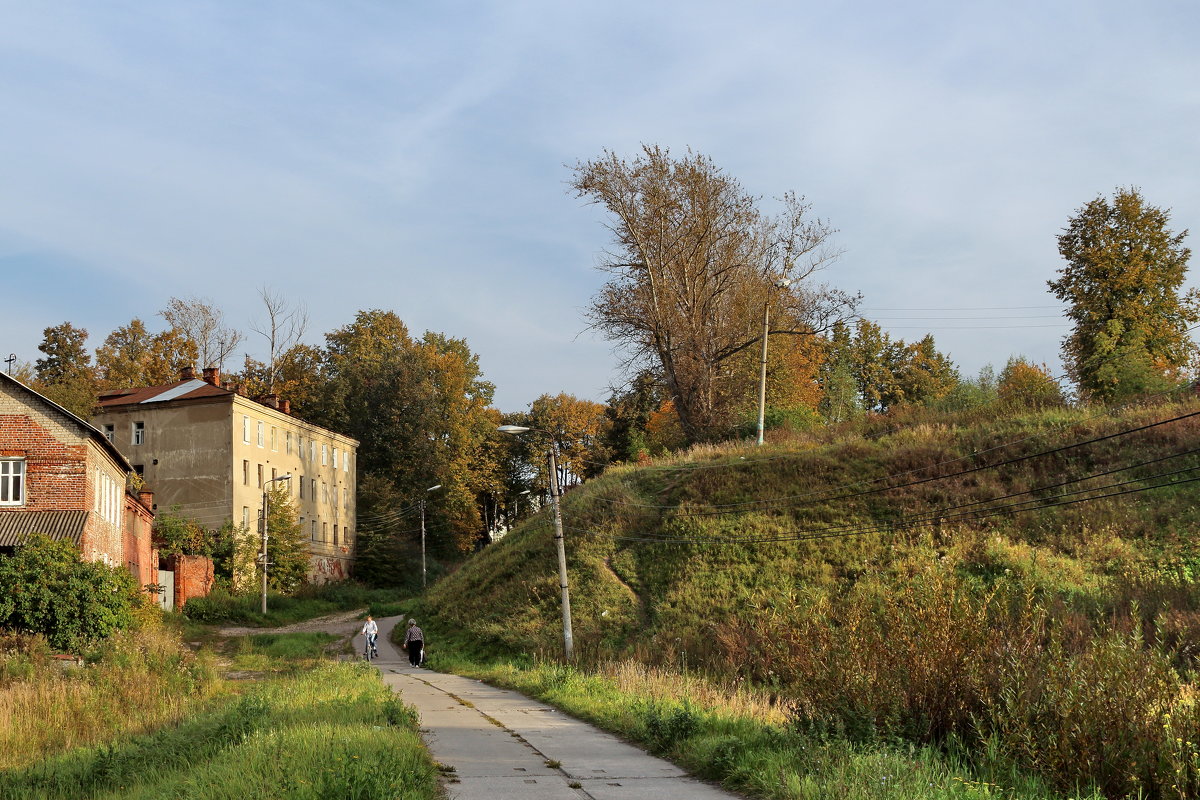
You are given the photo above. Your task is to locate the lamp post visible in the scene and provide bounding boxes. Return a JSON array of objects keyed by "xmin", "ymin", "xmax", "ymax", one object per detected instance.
[
  {"xmin": 261, "ymin": 473, "xmax": 292, "ymax": 614},
  {"xmin": 756, "ymin": 277, "xmax": 793, "ymax": 446},
  {"xmin": 515, "ymin": 488, "xmax": 531, "ymax": 523},
  {"xmin": 420, "ymin": 484, "xmax": 441, "ymax": 588},
  {"xmin": 498, "ymin": 424, "xmax": 573, "ymax": 660}
]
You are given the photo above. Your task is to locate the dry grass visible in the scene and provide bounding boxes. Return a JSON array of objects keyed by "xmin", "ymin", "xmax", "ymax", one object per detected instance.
[
  {"xmin": 0, "ymin": 627, "xmax": 216, "ymax": 769},
  {"xmin": 595, "ymin": 658, "xmax": 787, "ymax": 725}
]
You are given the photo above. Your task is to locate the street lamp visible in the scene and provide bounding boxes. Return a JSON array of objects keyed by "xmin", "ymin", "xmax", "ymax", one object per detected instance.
[
  {"xmin": 756, "ymin": 277, "xmax": 793, "ymax": 446},
  {"xmin": 515, "ymin": 489, "xmax": 531, "ymax": 522},
  {"xmin": 498, "ymin": 424, "xmax": 574, "ymax": 660},
  {"xmin": 261, "ymin": 473, "xmax": 292, "ymax": 614},
  {"xmin": 420, "ymin": 484, "xmax": 441, "ymax": 588}
]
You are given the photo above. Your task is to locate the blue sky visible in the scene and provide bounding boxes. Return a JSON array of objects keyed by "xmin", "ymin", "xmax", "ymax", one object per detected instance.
[{"xmin": 1, "ymin": 1, "xmax": 1197, "ymax": 410}]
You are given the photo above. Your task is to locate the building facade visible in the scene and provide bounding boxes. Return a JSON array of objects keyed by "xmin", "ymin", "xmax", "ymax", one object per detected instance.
[
  {"xmin": 92, "ymin": 367, "xmax": 358, "ymax": 582},
  {"xmin": 0, "ymin": 372, "xmax": 156, "ymax": 587}
]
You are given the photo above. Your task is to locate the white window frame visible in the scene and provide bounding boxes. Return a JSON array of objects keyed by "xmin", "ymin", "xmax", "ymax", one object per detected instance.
[
  {"xmin": 321, "ymin": 444, "xmax": 328, "ymax": 466},
  {"xmin": 257, "ymin": 421, "xmax": 265, "ymax": 448},
  {"xmin": 103, "ymin": 424, "xmax": 114, "ymax": 442},
  {"xmin": 0, "ymin": 458, "xmax": 25, "ymax": 506},
  {"xmin": 243, "ymin": 415, "xmax": 251, "ymax": 444},
  {"xmin": 132, "ymin": 421, "xmax": 145, "ymax": 446}
]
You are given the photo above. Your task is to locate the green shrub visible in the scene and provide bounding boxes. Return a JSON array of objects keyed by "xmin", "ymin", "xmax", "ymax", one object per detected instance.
[{"xmin": 0, "ymin": 535, "xmax": 143, "ymax": 651}]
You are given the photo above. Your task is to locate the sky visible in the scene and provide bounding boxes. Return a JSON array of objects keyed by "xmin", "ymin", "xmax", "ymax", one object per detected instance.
[{"xmin": 1, "ymin": 1, "xmax": 1197, "ymax": 411}]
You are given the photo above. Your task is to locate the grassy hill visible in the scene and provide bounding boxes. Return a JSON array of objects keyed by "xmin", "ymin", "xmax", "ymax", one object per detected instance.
[{"xmin": 428, "ymin": 393, "xmax": 1200, "ymax": 797}]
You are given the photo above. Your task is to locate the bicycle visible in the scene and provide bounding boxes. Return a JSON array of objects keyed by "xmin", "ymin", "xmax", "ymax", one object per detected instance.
[{"xmin": 363, "ymin": 632, "xmax": 379, "ymax": 662}]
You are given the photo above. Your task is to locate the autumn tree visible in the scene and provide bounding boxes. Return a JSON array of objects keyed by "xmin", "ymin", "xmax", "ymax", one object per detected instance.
[
  {"xmin": 33, "ymin": 322, "xmax": 98, "ymax": 417},
  {"xmin": 997, "ymin": 357, "xmax": 1065, "ymax": 409},
  {"xmin": 249, "ymin": 287, "xmax": 308, "ymax": 393},
  {"xmin": 159, "ymin": 296, "xmax": 243, "ymax": 371},
  {"xmin": 572, "ymin": 145, "xmax": 857, "ymax": 443},
  {"xmin": 232, "ymin": 343, "xmax": 327, "ymax": 415},
  {"xmin": 95, "ymin": 318, "xmax": 199, "ymax": 389},
  {"xmin": 1049, "ymin": 188, "xmax": 1198, "ymax": 402},
  {"xmin": 821, "ymin": 320, "xmax": 957, "ymax": 414},
  {"xmin": 313, "ymin": 311, "xmax": 496, "ymax": 559},
  {"xmin": 605, "ymin": 371, "xmax": 665, "ymax": 461},
  {"xmin": 527, "ymin": 393, "xmax": 613, "ymax": 485}
]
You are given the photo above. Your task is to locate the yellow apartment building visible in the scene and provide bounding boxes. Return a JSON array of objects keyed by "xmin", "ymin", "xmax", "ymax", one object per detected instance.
[{"xmin": 92, "ymin": 367, "xmax": 358, "ymax": 582}]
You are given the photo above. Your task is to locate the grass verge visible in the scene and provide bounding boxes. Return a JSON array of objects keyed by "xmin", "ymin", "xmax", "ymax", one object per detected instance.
[
  {"xmin": 0, "ymin": 661, "xmax": 436, "ymax": 800},
  {"xmin": 431, "ymin": 643, "xmax": 1104, "ymax": 800}
]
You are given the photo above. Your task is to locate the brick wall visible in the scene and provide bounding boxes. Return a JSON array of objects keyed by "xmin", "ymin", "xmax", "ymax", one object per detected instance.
[
  {"xmin": 0, "ymin": 413, "xmax": 88, "ymax": 513},
  {"xmin": 170, "ymin": 554, "xmax": 215, "ymax": 609}
]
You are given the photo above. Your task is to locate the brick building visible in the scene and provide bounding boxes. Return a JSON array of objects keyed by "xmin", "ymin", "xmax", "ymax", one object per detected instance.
[
  {"xmin": 0, "ymin": 371, "xmax": 156, "ymax": 588},
  {"xmin": 92, "ymin": 367, "xmax": 358, "ymax": 582}
]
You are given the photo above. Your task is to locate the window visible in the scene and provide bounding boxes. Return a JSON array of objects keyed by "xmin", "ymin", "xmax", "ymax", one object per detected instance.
[
  {"xmin": 242, "ymin": 507, "xmax": 250, "ymax": 529},
  {"xmin": 257, "ymin": 421, "xmax": 264, "ymax": 447},
  {"xmin": 333, "ymin": 526, "xmax": 339, "ymax": 546},
  {"xmin": 310, "ymin": 441, "xmax": 315, "ymax": 462},
  {"xmin": 311, "ymin": 478, "xmax": 316, "ymax": 499},
  {"xmin": 242, "ymin": 460, "xmax": 249, "ymax": 486},
  {"xmin": 321, "ymin": 444, "xmax": 328, "ymax": 466},
  {"xmin": 322, "ymin": 521, "xmax": 328, "ymax": 541},
  {"xmin": 344, "ymin": 452, "xmax": 349, "ymax": 473},
  {"xmin": 0, "ymin": 458, "xmax": 25, "ymax": 505},
  {"xmin": 311, "ymin": 519, "xmax": 317, "ymax": 541},
  {"xmin": 286, "ymin": 432, "xmax": 292, "ymax": 455},
  {"xmin": 321, "ymin": 483, "xmax": 328, "ymax": 504},
  {"xmin": 343, "ymin": 487, "xmax": 348, "ymax": 508},
  {"xmin": 299, "ymin": 477, "xmax": 305, "ymax": 499},
  {"xmin": 243, "ymin": 416, "xmax": 251, "ymax": 444},
  {"xmin": 271, "ymin": 467, "xmax": 277, "ymax": 483},
  {"xmin": 257, "ymin": 464, "xmax": 263, "ymax": 488},
  {"xmin": 103, "ymin": 424, "xmax": 114, "ymax": 442},
  {"xmin": 332, "ymin": 448, "xmax": 338, "ymax": 469},
  {"xmin": 271, "ymin": 427, "xmax": 278, "ymax": 451},
  {"xmin": 132, "ymin": 421, "xmax": 145, "ymax": 446},
  {"xmin": 133, "ymin": 464, "xmax": 144, "ymax": 477}
]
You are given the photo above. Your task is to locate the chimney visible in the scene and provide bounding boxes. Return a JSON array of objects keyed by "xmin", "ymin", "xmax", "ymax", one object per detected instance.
[
  {"xmin": 178, "ymin": 366, "xmax": 196, "ymax": 381},
  {"xmin": 202, "ymin": 367, "xmax": 220, "ymax": 386},
  {"xmin": 280, "ymin": 399, "xmax": 291, "ymax": 415},
  {"xmin": 263, "ymin": 393, "xmax": 280, "ymax": 410},
  {"xmin": 138, "ymin": 489, "xmax": 154, "ymax": 509}
]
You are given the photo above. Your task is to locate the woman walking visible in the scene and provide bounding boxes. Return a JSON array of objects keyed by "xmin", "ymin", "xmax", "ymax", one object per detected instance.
[{"xmin": 404, "ymin": 619, "xmax": 425, "ymax": 667}]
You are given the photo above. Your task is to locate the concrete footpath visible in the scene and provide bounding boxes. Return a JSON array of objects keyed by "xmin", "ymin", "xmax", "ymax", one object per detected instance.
[{"xmin": 370, "ymin": 616, "xmax": 741, "ymax": 800}]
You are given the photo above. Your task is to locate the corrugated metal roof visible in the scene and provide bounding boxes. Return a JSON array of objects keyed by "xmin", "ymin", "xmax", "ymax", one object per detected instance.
[
  {"xmin": 0, "ymin": 510, "xmax": 88, "ymax": 547},
  {"xmin": 96, "ymin": 379, "xmax": 231, "ymax": 408}
]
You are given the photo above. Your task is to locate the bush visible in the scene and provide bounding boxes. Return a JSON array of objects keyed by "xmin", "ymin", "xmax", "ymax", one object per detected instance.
[{"xmin": 0, "ymin": 535, "xmax": 143, "ymax": 651}]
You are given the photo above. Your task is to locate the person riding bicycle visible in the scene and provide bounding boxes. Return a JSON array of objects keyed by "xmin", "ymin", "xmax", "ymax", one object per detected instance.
[{"xmin": 361, "ymin": 616, "xmax": 379, "ymax": 658}]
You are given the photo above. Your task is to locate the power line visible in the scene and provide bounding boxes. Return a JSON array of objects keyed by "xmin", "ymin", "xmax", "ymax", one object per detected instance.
[
  {"xmin": 592, "ymin": 404, "xmax": 1200, "ymax": 516},
  {"xmin": 570, "ymin": 465, "xmax": 1200, "ymax": 546}
]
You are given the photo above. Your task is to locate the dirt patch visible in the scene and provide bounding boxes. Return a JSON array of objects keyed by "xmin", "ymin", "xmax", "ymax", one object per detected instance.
[{"xmin": 217, "ymin": 609, "xmax": 367, "ymax": 638}]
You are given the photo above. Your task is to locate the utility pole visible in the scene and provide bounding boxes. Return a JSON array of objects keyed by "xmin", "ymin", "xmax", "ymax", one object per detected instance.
[
  {"xmin": 421, "ymin": 484, "xmax": 441, "ymax": 588},
  {"xmin": 3, "ymin": 354, "xmax": 15, "ymax": 374},
  {"xmin": 498, "ymin": 425, "xmax": 574, "ymax": 660}
]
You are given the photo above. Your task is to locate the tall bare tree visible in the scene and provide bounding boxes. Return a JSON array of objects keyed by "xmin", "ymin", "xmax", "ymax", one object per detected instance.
[
  {"xmin": 249, "ymin": 286, "xmax": 309, "ymax": 393},
  {"xmin": 159, "ymin": 296, "xmax": 243, "ymax": 372},
  {"xmin": 571, "ymin": 145, "xmax": 857, "ymax": 441}
]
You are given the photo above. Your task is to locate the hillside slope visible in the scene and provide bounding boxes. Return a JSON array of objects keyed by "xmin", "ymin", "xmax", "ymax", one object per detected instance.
[{"xmin": 430, "ymin": 396, "xmax": 1200, "ymax": 660}]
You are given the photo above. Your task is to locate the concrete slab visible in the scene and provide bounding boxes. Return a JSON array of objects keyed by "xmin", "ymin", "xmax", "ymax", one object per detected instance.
[{"xmin": 369, "ymin": 616, "xmax": 744, "ymax": 800}]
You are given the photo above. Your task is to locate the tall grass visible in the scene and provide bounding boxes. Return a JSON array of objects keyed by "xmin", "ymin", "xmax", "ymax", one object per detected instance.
[
  {"xmin": 0, "ymin": 626, "xmax": 216, "ymax": 770},
  {"xmin": 433, "ymin": 645, "xmax": 1100, "ymax": 800},
  {"xmin": 0, "ymin": 662, "xmax": 436, "ymax": 800},
  {"xmin": 426, "ymin": 396, "xmax": 1200, "ymax": 798}
]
